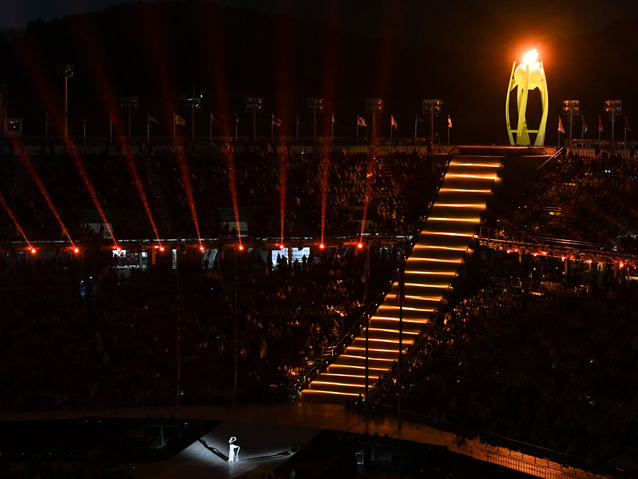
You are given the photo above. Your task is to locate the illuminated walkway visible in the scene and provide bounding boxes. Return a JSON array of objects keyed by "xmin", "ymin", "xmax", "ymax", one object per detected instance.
[
  {"xmin": 0, "ymin": 403, "xmax": 607, "ymax": 479},
  {"xmin": 301, "ymin": 156, "xmax": 503, "ymax": 402}
]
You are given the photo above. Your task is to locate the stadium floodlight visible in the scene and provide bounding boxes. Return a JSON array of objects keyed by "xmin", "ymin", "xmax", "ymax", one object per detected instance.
[
  {"xmin": 306, "ymin": 98, "xmax": 324, "ymax": 144},
  {"xmin": 185, "ymin": 84, "xmax": 203, "ymax": 143},
  {"xmin": 120, "ymin": 96, "xmax": 139, "ymax": 140},
  {"xmin": 246, "ymin": 97, "xmax": 263, "ymax": 142},
  {"xmin": 562, "ymin": 100, "xmax": 579, "ymax": 141},
  {"xmin": 365, "ymin": 99, "xmax": 384, "ymax": 145},
  {"xmin": 423, "ymin": 99, "xmax": 443, "ymax": 145},
  {"xmin": 604, "ymin": 100, "xmax": 622, "ymax": 141},
  {"xmin": 58, "ymin": 65, "xmax": 74, "ymax": 139}
]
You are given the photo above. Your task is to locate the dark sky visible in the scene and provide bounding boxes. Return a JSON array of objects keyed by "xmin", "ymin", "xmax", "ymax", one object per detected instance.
[{"xmin": 2, "ymin": 0, "xmax": 638, "ymax": 37}]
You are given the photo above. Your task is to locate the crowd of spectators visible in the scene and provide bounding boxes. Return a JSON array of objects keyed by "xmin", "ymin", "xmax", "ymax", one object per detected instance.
[
  {"xmin": 399, "ymin": 282, "xmax": 638, "ymax": 472},
  {"xmin": 0, "ymin": 243, "xmax": 377, "ymax": 411},
  {"xmin": 505, "ymin": 153, "xmax": 638, "ymax": 249},
  {"xmin": 0, "ymin": 147, "xmax": 431, "ymax": 242}
]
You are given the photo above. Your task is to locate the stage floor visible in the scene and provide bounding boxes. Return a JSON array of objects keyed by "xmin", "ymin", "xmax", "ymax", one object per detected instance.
[{"xmin": 135, "ymin": 421, "xmax": 320, "ymax": 479}]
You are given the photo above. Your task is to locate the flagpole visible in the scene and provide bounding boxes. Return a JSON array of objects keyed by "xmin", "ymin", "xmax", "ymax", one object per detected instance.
[
  {"xmin": 398, "ymin": 249, "xmax": 404, "ymax": 430},
  {"xmin": 625, "ymin": 117, "xmax": 627, "ymax": 144},
  {"xmin": 365, "ymin": 248, "xmax": 369, "ymax": 420}
]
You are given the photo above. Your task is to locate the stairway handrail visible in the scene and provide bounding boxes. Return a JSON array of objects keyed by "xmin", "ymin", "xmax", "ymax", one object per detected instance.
[
  {"xmin": 532, "ymin": 146, "xmax": 564, "ymax": 175},
  {"xmin": 289, "ymin": 271, "xmax": 400, "ymax": 397},
  {"xmin": 371, "ymin": 403, "xmax": 634, "ymax": 479}
]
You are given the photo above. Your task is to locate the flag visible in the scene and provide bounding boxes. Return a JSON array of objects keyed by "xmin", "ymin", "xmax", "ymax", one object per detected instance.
[
  {"xmin": 175, "ymin": 114, "xmax": 186, "ymax": 126},
  {"xmin": 332, "ymin": 113, "xmax": 335, "ymax": 123},
  {"xmin": 109, "ymin": 112, "xmax": 116, "ymax": 125},
  {"xmin": 391, "ymin": 115, "xmax": 398, "ymax": 129},
  {"xmin": 210, "ymin": 113, "xmax": 217, "ymax": 126},
  {"xmin": 558, "ymin": 116, "xmax": 565, "ymax": 133},
  {"xmin": 625, "ymin": 116, "xmax": 630, "ymax": 131},
  {"xmin": 272, "ymin": 113, "xmax": 281, "ymax": 127},
  {"xmin": 447, "ymin": 114, "xmax": 452, "ymax": 128},
  {"xmin": 148, "ymin": 114, "xmax": 159, "ymax": 125},
  {"xmin": 357, "ymin": 115, "xmax": 367, "ymax": 127},
  {"xmin": 582, "ymin": 116, "xmax": 588, "ymax": 135},
  {"xmin": 395, "ymin": 255, "xmax": 405, "ymax": 305},
  {"xmin": 415, "ymin": 116, "xmax": 424, "ymax": 124},
  {"xmin": 598, "ymin": 115, "xmax": 603, "ymax": 132}
]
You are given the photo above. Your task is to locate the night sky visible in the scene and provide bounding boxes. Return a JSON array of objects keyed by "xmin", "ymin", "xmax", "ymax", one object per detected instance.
[
  {"xmin": 3, "ymin": 0, "xmax": 638, "ymax": 37},
  {"xmin": 2, "ymin": 0, "xmax": 638, "ymax": 144}
]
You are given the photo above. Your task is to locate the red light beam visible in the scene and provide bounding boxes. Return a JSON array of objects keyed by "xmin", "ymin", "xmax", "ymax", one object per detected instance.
[
  {"xmin": 14, "ymin": 145, "xmax": 75, "ymax": 248},
  {"xmin": 0, "ymin": 189, "xmax": 32, "ymax": 248},
  {"xmin": 175, "ymin": 148, "xmax": 202, "ymax": 244}
]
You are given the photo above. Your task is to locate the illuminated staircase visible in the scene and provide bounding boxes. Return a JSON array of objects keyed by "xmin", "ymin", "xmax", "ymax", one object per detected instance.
[{"xmin": 301, "ymin": 155, "xmax": 503, "ymax": 402}]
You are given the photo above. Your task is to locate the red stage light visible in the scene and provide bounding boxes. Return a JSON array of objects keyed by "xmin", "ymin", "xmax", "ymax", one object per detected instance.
[
  {"xmin": 280, "ymin": 244, "xmax": 285, "ymax": 250},
  {"xmin": 199, "ymin": 245, "xmax": 205, "ymax": 252},
  {"xmin": 73, "ymin": 247, "xmax": 79, "ymax": 254},
  {"xmin": 30, "ymin": 247, "xmax": 36, "ymax": 254},
  {"xmin": 357, "ymin": 243, "xmax": 363, "ymax": 249},
  {"xmin": 620, "ymin": 262, "xmax": 625, "ymax": 268},
  {"xmin": 319, "ymin": 243, "xmax": 325, "ymax": 249},
  {"xmin": 159, "ymin": 246, "xmax": 165, "ymax": 252},
  {"xmin": 238, "ymin": 244, "xmax": 244, "ymax": 251}
]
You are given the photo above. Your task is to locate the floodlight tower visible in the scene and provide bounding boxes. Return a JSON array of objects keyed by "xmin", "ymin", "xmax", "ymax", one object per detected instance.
[
  {"xmin": 245, "ymin": 97, "xmax": 263, "ymax": 142},
  {"xmin": 306, "ymin": 98, "xmax": 324, "ymax": 144},
  {"xmin": 604, "ymin": 100, "xmax": 621, "ymax": 141},
  {"xmin": 58, "ymin": 65, "xmax": 73, "ymax": 139},
  {"xmin": 506, "ymin": 49, "xmax": 549, "ymax": 146},
  {"xmin": 365, "ymin": 99, "xmax": 384, "ymax": 145},
  {"xmin": 423, "ymin": 99, "xmax": 442, "ymax": 145},
  {"xmin": 185, "ymin": 84, "xmax": 203, "ymax": 143},
  {"xmin": 562, "ymin": 100, "xmax": 580, "ymax": 142},
  {"xmin": 120, "ymin": 96, "xmax": 139, "ymax": 140}
]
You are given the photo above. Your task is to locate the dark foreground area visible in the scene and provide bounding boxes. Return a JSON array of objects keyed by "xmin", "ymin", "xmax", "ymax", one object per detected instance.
[{"xmin": 0, "ymin": 417, "xmax": 536, "ymax": 479}]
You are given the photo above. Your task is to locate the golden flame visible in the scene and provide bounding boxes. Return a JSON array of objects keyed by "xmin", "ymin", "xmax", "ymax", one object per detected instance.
[{"xmin": 523, "ymin": 49, "xmax": 539, "ymax": 63}]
